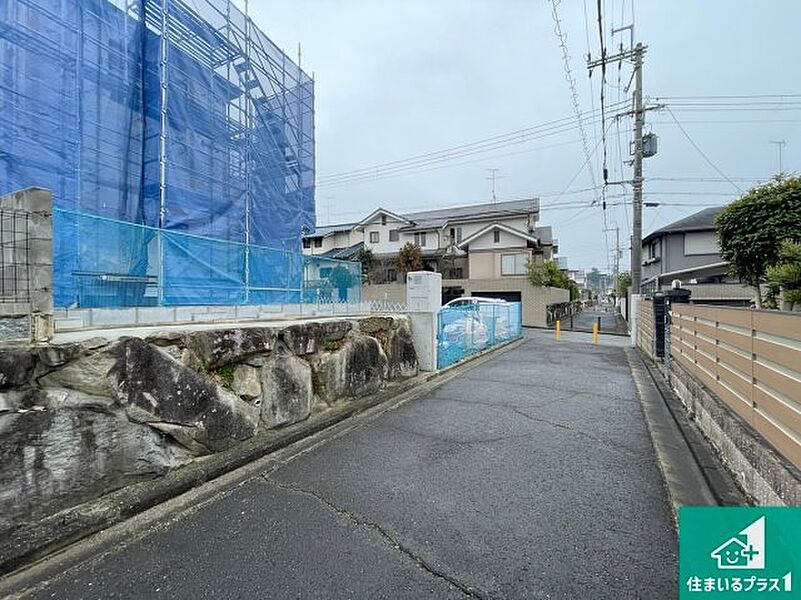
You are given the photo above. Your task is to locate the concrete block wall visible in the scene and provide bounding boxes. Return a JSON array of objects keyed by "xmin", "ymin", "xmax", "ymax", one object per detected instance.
[
  {"xmin": 53, "ymin": 302, "xmax": 376, "ymax": 333},
  {"xmin": 362, "ymin": 282, "xmax": 407, "ymax": 304},
  {"xmin": 0, "ymin": 188, "xmax": 53, "ymax": 343}
]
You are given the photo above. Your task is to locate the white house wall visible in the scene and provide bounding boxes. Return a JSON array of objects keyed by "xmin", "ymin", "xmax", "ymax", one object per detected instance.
[{"xmin": 467, "ymin": 228, "xmax": 530, "ymax": 251}]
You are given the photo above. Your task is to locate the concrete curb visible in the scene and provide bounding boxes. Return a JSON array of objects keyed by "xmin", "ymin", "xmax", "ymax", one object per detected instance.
[
  {"xmin": 625, "ymin": 349, "xmax": 744, "ymax": 521},
  {"xmin": 0, "ymin": 337, "xmax": 519, "ymax": 579}
]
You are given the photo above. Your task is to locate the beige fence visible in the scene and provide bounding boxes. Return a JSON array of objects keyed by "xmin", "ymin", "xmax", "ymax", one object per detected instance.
[
  {"xmin": 637, "ymin": 298, "xmax": 654, "ymax": 359},
  {"xmin": 670, "ymin": 304, "xmax": 801, "ymax": 469}
]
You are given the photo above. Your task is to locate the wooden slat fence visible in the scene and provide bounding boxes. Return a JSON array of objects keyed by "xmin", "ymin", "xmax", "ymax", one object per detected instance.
[
  {"xmin": 637, "ymin": 298, "xmax": 654, "ymax": 359},
  {"xmin": 670, "ymin": 304, "xmax": 801, "ymax": 469}
]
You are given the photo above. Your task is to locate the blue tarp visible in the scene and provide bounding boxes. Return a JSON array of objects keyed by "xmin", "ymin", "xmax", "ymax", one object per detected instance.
[{"xmin": 0, "ymin": 0, "xmax": 315, "ymax": 307}]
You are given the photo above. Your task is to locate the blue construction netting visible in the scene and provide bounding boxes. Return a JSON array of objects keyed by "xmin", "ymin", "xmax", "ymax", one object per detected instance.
[
  {"xmin": 1, "ymin": 0, "xmax": 315, "ymax": 307},
  {"xmin": 54, "ymin": 209, "xmax": 360, "ymax": 307},
  {"xmin": 437, "ymin": 302, "xmax": 523, "ymax": 369}
]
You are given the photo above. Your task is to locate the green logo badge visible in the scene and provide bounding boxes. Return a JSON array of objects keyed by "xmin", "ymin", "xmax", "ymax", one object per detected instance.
[{"xmin": 679, "ymin": 507, "xmax": 801, "ymax": 597}]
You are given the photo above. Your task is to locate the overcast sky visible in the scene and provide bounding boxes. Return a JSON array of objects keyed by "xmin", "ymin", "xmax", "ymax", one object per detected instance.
[{"xmin": 248, "ymin": 0, "xmax": 801, "ymax": 272}]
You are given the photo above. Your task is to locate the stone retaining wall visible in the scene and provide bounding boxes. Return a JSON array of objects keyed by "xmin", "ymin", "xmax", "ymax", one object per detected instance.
[{"xmin": 0, "ymin": 315, "xmax": 417, "ymax": 539}]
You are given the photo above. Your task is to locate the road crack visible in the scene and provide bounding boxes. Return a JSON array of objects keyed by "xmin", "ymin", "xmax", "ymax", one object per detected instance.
[
  {"xmin": 262, "ymin": 476, "xmax": 490, "ymax": 600},
  {"xmin": 510, "ymin": 407, "xmax": 645, "ymax": 455}
]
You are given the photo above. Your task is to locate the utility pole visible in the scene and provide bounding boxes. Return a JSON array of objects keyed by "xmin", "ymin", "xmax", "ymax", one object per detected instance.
[
  {"xmin": 486, "ymin": 168, "xmax": 502, "ymax": 203},
  {"xmin": 605, "ymin": 225, "xmax": 620, "ymax": 286},
  {"xmin": 769, "ymin": 139, "xmax": 787, "ymax": 174},
  {"xmin": 588, "ymin": 41, "xmax": 646, "ymax": 293},
  {"xmin": 631, "ymin": 43, "xmax": 644, "ymax": 294}
]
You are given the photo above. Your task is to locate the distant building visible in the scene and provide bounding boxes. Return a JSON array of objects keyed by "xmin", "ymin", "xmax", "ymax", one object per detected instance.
[
  {"xmin": 568, "ymin": 270, "xmax": 586, "ymax": 287},
  {"xmin": 304, "ymin": 199, "xmax": 556, "ymax": 282},
  {"xmin": 640, "ymin": 207, "xmax": 752, "ymax": 305},
  {"xmin": 303, "ymin": 199, "xmax": 568, "ymax": 323}
]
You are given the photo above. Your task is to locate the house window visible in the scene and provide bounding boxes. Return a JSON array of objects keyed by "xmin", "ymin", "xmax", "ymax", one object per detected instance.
[
  {"xmin": 319, "ymin": 267, "xmax": 332, "ymax": 278},
  {"xmin": 302, "ymin": 239, "xmax": 311, "ymax": 249},
  {"xmin": 501, "ymin": 253, "xmax": 528, "ymax": 275},
  {"xmin": 451, "ymin": 267, "xmax": 463, "ymax": 279},
  {"xmin": 386, "ymin": 268, "xmax": 397, "ymax": 282},
  {"xmin": 381, "ymin": 215, "xmax": 387, "ymax": 226},
  {"xmin": 414, "ymin": 232, "xmax": 426, "ymax": 247},
  {"xmin": 370, "ymin": 231, "xmax": 379, "ymax": 243},
  {"xmin": 684, "ymin": 231, "xmax": 717, "ymax": 255},
  {"xmin": 493, "ymin": 230, "xmax": 500, "ymax": 244},
  {"xmin": 389, "ymin": 229, "xmax": 399, "ymax": 241},
  {"xmin": 314, "ymin": 238, "xmax": 323, "ymax": 248},
  {"xmin": 449, "ymin": 227, "xmax": 462, "ymax": 243}
]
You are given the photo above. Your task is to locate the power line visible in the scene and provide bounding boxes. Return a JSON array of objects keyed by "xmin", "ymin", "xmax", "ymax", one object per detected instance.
[
  {"xmin": 316, "ymin": 101, "xmax": 628, "ymax": 184},
  {"xmin": 316, "ymin": 109, "xmax": 628, "ymax": 188},
  {"xmin": 595, "ymin": 0, "xmax": 609, "ymax": 186},
  {"xmin": 653, "ymin": 93, "xmax": 801, "ymax": 100},
  {"xmin": 548, "ymin": 0, "xmax": 601, "ymax": 209},
  {"xmin": 665, "ymin": 106, "xmax": 744, "ymax": 194},
  {"xmin": 649, "ymin": 176, "xmax": 764, "ymax": 183},
  {"xmin": 315, "ymin": 109, "xmax": 630, "ymax": 188},
  {"xmin": 317, "ymin": 136, "xmax": 587, "ymax": 190},
  {"xmin": 650, "ymin": 118, "xmax": 801, "ymax": 124}
]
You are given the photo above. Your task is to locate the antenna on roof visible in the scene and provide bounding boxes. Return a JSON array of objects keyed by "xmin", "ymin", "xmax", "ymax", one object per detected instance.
[{"xmin": 486, "ymin": 168, "xmax": 503, "ymax": 204}]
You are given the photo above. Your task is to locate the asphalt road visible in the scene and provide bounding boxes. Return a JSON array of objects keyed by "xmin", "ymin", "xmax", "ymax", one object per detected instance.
[
  {"xmin": 565, "ymin": 308, "xmax": 629, "ymax": 335},
  {"xmin": 19, "ymin": 330, "xmax": 676, "ymax": 599}
]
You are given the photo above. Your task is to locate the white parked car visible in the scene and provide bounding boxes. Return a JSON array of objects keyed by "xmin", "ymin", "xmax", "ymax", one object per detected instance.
[{"xmin": 443, "ymin": 296, "xmax": 506, "ymax": 309}]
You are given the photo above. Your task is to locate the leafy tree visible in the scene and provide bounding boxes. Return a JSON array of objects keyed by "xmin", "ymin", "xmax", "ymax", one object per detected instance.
[
  {"xmin": 766, "ymin": 240, "xmax": 801, "ymax": 310},
  {"xmin": 716, "ymin": 175, "xmax": 801, "ymax": 307},
  {"xmin": 568, "ymin": 280, "xmax": 580, "ymax": 301},
  {"xmin": 616, "ymin": 271, "xmax": 632, "ymax": 298},
  {"xmin": 395, "ymin": 242, "xmax": 423, "ymax": 278},
  {"xmin": 356, "ymin": 247, "xmax": 375, "ymax": 284},
  {"xmin": 526, "ymin": 260, "xmax": 570, "ymax": 289}
]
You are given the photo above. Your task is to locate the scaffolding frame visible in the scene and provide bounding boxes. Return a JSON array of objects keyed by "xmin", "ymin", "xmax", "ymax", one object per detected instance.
[{"xmin": 0, "ymin": 0, "xmax": 316, "ymax": 307}]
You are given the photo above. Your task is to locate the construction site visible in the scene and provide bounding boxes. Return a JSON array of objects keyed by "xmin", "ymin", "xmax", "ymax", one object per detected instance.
[{"xmin": 0, "ymin": 0, "xmax": 362, "ymax": 325}]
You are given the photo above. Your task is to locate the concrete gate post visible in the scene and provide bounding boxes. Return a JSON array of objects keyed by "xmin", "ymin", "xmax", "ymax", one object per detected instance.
[
  {"xmin": 630, "ymin": 293, "xmax": 641, "ymax": 348},
  {"xmin": 405, "ymin": 271, "xmax": 442, "ymax": 372}
]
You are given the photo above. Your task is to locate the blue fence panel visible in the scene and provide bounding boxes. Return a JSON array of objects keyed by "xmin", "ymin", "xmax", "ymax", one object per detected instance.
[
  {"xmin": 55, "ymin": 209, "xmax": 360, "ymax": 308},
  {"xmin": 437, "ymin": 302, "xmax": 522, "ymax": 369}
]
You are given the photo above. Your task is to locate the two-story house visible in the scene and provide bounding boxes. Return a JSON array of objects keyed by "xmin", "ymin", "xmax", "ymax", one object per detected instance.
[
  {"xmin": 303, "ymin": 198, "xmax": 556, "ymax": 283},
  {"xmin": 302, "ymin": 199, "xmax": 569, "ymax": 324},
  {"xmin": 641, "ymin": 207, "xmax": 752, "ymax": 305}
]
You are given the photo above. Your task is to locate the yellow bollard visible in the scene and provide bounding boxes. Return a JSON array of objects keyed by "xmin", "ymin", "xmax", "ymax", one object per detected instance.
[
  {"xmin": 592, "ymin": 321, "xmax": 599, "ymax": 344},
  {"xmin": 556, "ymin": 319, "xmax": 561, "ymax": 341}
]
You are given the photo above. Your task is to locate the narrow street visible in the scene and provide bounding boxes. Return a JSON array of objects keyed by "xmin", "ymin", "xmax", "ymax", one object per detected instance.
[
  {"xmin": 564, "ymin": 308, "xmax": 629, "ymax": 335},
  {"xmin": 15, "ymin": 330, "xmax": 676, "ymax": 599}
]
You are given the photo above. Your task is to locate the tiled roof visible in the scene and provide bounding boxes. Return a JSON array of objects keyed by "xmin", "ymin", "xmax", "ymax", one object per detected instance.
[
  {"xmin": 317, "ymin": 241, "xmax": 364, "ymax": 260},
  {"xmin": 643, "ymin": 207, "xmax": 725, "ymax": 243},
  {"xmin": 400, "ymin": 198, "xmax": 539, "ymax": 230},
  {"xmin": 306, "ymin": 198, "xmax": 539, "ymax": 238}
]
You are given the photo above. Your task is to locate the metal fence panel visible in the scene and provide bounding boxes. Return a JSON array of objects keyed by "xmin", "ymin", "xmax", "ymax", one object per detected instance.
[
  {"xmin": 437, "ymin": 302, "xmax": 522, "ymax": 369},
  {"xmin": 55, "ymin": 209, "xmax": 360, "ymax": 308}
]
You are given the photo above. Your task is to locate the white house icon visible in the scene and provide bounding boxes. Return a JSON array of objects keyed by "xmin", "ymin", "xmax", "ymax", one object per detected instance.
[{"xmin": 710, "ymin": 516, "xmax": 765, "ymax": 570}]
